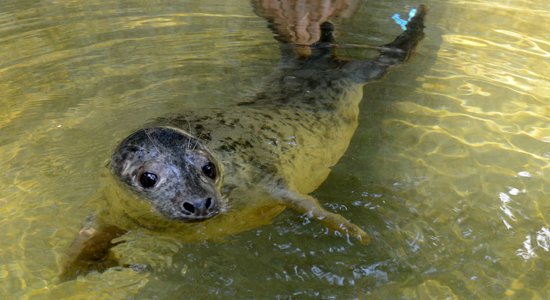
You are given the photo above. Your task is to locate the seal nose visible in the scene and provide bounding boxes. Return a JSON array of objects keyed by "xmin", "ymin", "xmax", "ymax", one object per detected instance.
[{"xmin": 182, "ymin": 197, "xmax": 213, "ymax": 216}]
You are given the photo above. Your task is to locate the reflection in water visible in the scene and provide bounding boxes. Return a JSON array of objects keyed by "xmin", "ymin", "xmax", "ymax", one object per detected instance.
[
  {"xmin": 499, "ymin": 191, "xmax": 516, "ymax": 229},
  {"xmin": 517, "ymin": 227, "xmax": 550, "ymax": 260},
  {"xmin": 253, "ymin": 0, "xmax": 362, "ymax": 56},
  {"xmin": 0, "ymin": 0, "xmax": 549, "ymax": 299}
]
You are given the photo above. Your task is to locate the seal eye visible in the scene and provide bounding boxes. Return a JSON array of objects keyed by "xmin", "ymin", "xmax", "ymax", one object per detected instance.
[
  {"xmin": 202, "ymin": 162, "xmax": 217, "ymax": 180},
  {"xmin": 139, "ymin": 172, "xmax": 158, "ymax": 188}
]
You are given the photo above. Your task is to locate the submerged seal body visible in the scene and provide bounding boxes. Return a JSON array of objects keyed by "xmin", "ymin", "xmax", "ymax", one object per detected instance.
[
  {"xmin": 62, "ymin": 6, "xmax": 426, "ymax": 279},
  {"xmin": 108, "ymin": 65, "xmax": 366, "ymax": 230}
]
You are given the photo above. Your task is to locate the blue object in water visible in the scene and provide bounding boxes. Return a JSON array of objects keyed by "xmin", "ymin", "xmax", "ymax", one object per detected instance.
[{"xmin": 392, "ymin": 7, "xmax": 417, "ymax": 30}]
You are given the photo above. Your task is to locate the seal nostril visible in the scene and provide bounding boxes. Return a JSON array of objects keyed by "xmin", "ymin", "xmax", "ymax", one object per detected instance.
[
  {"xmin": 205, "ymin": 198, "xmax": 212, "ymax": 209},
  {"xmin": 183, "ymin": 202, "xmax": 195, "ymax": 213}
]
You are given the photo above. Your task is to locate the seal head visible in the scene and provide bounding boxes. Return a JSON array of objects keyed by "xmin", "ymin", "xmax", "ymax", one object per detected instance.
[{"xmin": 110, "ymin": 127, "xmax": 224, "ymax": 222}]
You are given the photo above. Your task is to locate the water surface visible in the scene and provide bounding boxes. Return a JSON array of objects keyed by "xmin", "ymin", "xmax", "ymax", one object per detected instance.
[{"xmin": 0, "ymin": 0, "xmax": 548, "ymax": 298}]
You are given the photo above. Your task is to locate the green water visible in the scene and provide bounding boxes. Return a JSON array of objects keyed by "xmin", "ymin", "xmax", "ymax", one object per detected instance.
[{"xmin": 0, "ymin": 0, "xmax": 548, "ymax": 298}]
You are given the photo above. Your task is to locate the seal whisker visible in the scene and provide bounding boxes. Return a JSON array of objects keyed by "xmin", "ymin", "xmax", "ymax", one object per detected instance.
[
  {"xmin": 185, "ymin": 120, "xmax": 193, "ymax": 150},
  {"xmin": 142, "ymin": 127, "xmax": 161, "ymax": 154}
]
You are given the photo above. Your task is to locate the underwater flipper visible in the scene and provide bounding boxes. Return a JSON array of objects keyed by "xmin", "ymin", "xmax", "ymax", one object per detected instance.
[
  {"xmin": 344, "ymin": 4, "xmax": 427, "ymax": 83},
  {"xmin": 59, "ymin": 217, "xmax": 127, "ymax": 281},
  {"xmin": 272, "ymin": 188, "xmax": 370, "ymax": 245},
  {"xmin": 392, "ymin": 7, "xmax": 419, "ymax": 30}
]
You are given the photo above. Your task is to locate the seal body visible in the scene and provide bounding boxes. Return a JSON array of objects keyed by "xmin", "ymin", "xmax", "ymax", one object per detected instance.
[
  {"xmin": 106, "ymin": 62, "xmax": 366, "ymax": 239},
  {"xmin": 62, "ymin": 6, "xmax": 426, "ymax": 279},
  {"xmin": 160, "ymin": 68, "xmax": 365, "ymax": 200}
]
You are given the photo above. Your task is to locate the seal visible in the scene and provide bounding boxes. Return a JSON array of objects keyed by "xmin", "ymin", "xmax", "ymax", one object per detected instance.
[{"xmin": 61, "ymin": 5, "xmax": 426, "ymax": 280}]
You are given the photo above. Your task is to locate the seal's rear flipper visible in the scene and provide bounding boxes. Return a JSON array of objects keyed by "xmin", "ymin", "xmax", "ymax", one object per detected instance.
[
  {"xmin": 59, "ymin": 219, "xmax": 127, "ymax": 281},
  {"xmin": 380, "ymin": 5, "xmax": 426, "ymax": 63},
  {"xmin": 272, "ymin": 188, "xmax": 370, "ymax": 244},
  {"xmin": 345, "ymin": 5, "xmax": 427, "ymax": 83}
]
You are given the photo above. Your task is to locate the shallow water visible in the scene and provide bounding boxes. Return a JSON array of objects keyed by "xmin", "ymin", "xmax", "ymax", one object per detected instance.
[{"xmin": 0, "ymin": 0, "xmax": 548, "ymax": 299}]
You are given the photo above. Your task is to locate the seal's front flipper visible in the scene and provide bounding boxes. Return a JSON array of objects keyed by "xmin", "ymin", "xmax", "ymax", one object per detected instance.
[
  {"xmin": 273, "ymin": 188, "xmax": 370, "ymax": 244},
  {"xmin": 59, "ymin": 218, "xmax": 127, "ymax": 281}
]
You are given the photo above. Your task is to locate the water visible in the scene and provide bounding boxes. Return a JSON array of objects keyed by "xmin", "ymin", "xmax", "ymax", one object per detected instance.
[{"xmin": 0, "ymin": 0, "xmax": 548, "ymax": 298}]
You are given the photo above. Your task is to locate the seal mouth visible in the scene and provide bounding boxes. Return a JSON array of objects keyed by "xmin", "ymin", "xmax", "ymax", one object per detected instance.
[
  {"xmin": 172, "ymin": 209, "xmax": 221, "ymax": 222},
  {"xmin": 170, "ymin": 196, "xmax": 227, "ymax": 223}
]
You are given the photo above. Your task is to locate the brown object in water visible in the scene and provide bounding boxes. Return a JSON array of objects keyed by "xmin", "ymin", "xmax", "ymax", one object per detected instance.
[
  {"xmin": 59, "ymin": 222, "xmax": 126, "ymax": 281},
  {"xmin": 252, "ymin": 0, "xmax": 362, "ymax": 57}
]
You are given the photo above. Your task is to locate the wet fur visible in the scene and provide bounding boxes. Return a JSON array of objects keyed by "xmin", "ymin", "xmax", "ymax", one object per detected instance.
[{"xmin": 61, "ymin": 5, "xmax": 427, "ymax": 280}]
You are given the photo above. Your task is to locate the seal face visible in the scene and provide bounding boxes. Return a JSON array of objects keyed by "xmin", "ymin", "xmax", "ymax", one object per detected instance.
[{"xmin": 110, "ymin": 126, "xmax": 225, "ymax": 222}]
